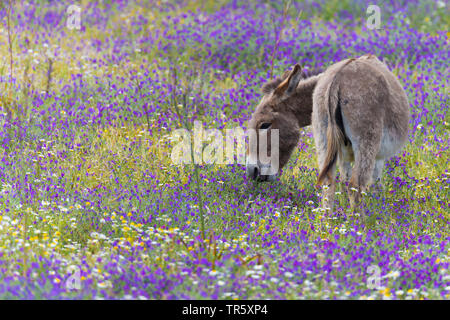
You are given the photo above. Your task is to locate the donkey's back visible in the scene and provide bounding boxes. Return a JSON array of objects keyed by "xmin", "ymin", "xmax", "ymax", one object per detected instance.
[{"xmin": 312, "ymin": 54, "xmax": 410, "ymax": 211}]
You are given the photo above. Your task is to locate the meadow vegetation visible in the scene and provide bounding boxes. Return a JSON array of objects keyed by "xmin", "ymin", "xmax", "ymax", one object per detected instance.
[{"xmin": 0, "ymin": 0, "xmax": 448, "ymax": 299}]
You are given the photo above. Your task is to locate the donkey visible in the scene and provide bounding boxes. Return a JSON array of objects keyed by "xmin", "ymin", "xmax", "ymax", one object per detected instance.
[{"xmin": 246, "ymin": 54, "xmax": 410, "ymax": 212}]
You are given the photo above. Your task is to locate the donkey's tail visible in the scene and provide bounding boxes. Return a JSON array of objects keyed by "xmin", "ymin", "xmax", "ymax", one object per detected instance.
[{"xmin": 317, "ymin": 59, "xmax": 355, "ymax": 186}]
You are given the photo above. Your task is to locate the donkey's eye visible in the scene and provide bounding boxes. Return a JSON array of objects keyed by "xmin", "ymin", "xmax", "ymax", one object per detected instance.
[{"xmin": 259, "ymin": 123, "xmax": 272, "ymax": 130}]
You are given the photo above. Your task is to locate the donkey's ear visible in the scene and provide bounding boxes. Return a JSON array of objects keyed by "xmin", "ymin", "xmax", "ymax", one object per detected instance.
[{"xmin": 274, "ymin": 64, "xmax": 302, "ymax": 97}]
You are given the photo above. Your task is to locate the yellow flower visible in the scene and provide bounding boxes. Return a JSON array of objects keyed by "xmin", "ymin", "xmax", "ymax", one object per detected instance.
[
  {"xmin": 380, "ymin": 287, "xmax": 391, "ymax": 297},
  {"xmin": 86, "ymin": 202, "xmax": 91, "ymax": 206}
]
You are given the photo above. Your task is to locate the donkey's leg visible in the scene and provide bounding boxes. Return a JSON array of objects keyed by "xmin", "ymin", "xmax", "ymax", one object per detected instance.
[
  {"xmin": 338, "ymin": 159, "xmax": 352, "ymax": 206},
  {"xmin": 338, "ymin": 158, "xmax": 352, "ymax": 183},
  {"xmin": 337, "ymin": 145, "xmax": 353, "ymax": 198},
  {"xmin": 321, "ymin": 165, "xmax": 336, "ymax": 212},
  {"xmin": 349, "ymin": 143, "xmax": 379, "ymax": 212},
  {"xmin": 312, "ymin": 112, "xmax": 337, "ymax": 212},
  {"xmin": 316, "ymin": 142, "xmax": 337, "ymax": 211},
  {"xmin": 371, "ymin": 159, "xmax": 385, "ymax": 193}
]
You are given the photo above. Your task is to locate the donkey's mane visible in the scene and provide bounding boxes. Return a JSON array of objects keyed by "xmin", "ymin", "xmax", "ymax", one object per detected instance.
[{"xmin": 261, "ymin": 67, "xmax": 323, "ymax": 94}]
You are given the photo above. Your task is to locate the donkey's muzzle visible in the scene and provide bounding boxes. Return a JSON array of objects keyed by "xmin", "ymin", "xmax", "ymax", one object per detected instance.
[
  {"xmin": 246, "ymin": 163, "xmax": 277, "ymax": 182},
  {"xmin": 246, "ymin": 163, "xmax": 260, "ymax": 180}
]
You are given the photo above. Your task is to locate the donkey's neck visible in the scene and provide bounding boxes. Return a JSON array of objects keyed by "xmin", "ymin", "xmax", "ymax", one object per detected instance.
[{"xmin": 289, "ymin": 74, "xmax": 321, "ymax": 128}]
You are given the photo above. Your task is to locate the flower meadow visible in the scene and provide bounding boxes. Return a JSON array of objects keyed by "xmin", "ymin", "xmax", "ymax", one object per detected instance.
[{"xmin": 0, "ymin": 0, "xmax": 448, "ymax": 300}]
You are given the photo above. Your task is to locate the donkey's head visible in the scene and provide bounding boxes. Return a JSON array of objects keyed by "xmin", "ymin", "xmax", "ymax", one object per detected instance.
[{"xmin": 246, "ymin": 64, "xmax": 303, "ymax": 181}]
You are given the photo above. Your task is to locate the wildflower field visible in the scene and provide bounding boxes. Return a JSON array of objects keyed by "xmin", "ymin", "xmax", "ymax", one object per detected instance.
[{"xmin": 0, "ymin": 0, "xmax": 448, "ymax": 300}]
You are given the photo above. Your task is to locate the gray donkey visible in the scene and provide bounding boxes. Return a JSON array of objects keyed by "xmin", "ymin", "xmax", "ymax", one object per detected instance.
[{"xmin": 246, "ymin": 54, "xmax": 410, "ymax": 212}]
